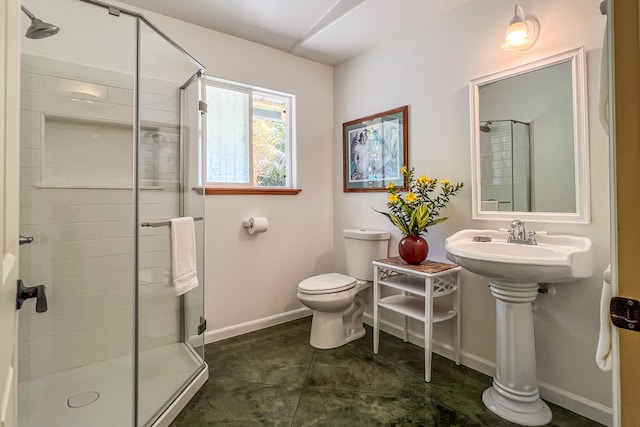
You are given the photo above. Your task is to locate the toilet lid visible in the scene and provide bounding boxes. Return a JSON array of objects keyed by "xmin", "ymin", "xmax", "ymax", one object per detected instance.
[{"xmin": 298, "ymin": 273, "xmax": 356, "ymax": 294}]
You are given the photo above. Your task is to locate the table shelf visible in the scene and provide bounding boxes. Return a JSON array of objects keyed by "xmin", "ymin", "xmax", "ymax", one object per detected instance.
[
  {"xmin": 378, "ymin": 295, "xmax": 457, "ymax": 323},
  {"xmin": 372, "ymin": 256, "xmax": 462, "ymax": 383}
]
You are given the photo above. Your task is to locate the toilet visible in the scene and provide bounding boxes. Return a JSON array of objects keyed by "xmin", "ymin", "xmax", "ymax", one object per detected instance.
[{"xmin": 297, "ymin": 229, "xmax": 390, "ymax": 349}]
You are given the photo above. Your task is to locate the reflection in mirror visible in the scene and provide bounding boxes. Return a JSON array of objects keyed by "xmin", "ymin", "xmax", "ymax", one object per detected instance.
[
  {"xmin": 479, "ymin": 120, "xmax": 531, "ymax": 212},
  {"xmin": 470, "ymin": 47, "xmax": 589, "ymax": 223}
]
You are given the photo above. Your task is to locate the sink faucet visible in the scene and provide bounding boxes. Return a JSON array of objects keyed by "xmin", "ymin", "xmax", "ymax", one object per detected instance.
[{"xmin": 507, "ymin": 220, "xmax": 537, "ymax": 245}]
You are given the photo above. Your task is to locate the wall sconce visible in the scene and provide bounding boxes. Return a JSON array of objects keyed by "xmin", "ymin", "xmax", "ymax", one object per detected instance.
[{"xmin": 502, "ymin": 5, "xmax": 539, "ymax": 51}]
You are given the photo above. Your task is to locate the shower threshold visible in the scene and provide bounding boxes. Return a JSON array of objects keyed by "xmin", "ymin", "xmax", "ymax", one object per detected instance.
[{"xmin": 18, "ymin": 342, "xmax": 203, "ymax": 427}]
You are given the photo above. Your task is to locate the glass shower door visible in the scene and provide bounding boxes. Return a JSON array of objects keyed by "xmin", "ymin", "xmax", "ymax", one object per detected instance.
[
  {"xmin": 137, "ymin": 19, "xmax": 206, "ymax": 426},
  {"xmin": 18, "ymin": 1, "xmax": 137, "ymax": 426}
]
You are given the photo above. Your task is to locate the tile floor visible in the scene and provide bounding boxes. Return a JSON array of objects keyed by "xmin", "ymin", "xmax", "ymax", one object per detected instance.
[{"xmin": 170, "ymin": 317, "xmax": 603, "ymax": 426}]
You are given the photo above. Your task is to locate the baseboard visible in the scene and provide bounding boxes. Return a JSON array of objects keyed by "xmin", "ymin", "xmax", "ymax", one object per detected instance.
[
  {"xmin": 363, "ymin": 314, "xmax": 613, "ymax": 426},
  {"xmin": 537, "ymin": 380, "xmax": 613, "ymax": 426},
  {"xmin": 205, "ymin": 307, "xmax": 312, "ymax": 344}
]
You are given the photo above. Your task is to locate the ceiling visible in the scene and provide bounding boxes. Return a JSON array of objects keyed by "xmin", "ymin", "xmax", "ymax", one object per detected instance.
[{"xmin": 117, "ymin": 0, "xmax": 471, "ymax": 65}]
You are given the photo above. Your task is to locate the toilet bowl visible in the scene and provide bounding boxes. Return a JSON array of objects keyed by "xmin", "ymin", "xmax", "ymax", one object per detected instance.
[
  {"xmin": 297, "ymin": 229, "xmax": 390, "ymax": 349},
  {"xmin": 297, "ymin": 273, "xmax": 371, "ymax": 349}
]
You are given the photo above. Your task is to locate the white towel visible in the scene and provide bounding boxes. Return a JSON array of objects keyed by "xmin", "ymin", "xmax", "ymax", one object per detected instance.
[
  {"xmin": 170, "ymin": 217, "xmax": 199, "ymax": 296},
  {"xmin": 596, "ymin": 264, "xmax": 613, "ymax": 371}
]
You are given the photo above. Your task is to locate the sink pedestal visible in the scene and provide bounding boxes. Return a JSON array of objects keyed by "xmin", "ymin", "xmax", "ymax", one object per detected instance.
[{"xmin": 483, "ymin": 281, "xmax": 552, "ymax": 426}]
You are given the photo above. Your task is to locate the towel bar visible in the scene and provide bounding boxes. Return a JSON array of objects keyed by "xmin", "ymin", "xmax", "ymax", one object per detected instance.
[{"xmin": 141, "ymin": 217, "xmax": 203, "ymax": 228}]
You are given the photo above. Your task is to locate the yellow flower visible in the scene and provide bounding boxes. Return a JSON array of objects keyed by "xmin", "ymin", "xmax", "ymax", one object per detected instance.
[{"xmin": 378, "ymin": 165, "xmax": 463, "ymax": 238}]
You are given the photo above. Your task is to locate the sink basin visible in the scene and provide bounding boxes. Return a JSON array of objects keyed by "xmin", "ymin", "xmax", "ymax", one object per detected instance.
[{"xmin": 445, "ymin": 229, "xmax": 593, "ymax": 283}]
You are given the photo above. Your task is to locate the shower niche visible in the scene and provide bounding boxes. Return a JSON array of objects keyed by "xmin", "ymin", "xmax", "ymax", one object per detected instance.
[
  {"xmin": 39, "ymin": 115, "xmax": 178, "ymax": 189},
  {"xmin": 18, "ymin": 1, "xmax": 207, "ymax": 426}
]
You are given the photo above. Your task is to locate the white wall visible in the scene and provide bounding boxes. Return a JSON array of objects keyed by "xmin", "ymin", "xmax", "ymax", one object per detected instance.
[
  {"xmin": 109, "ymin": 3, "xmax": 335, "ymax": 337},
  {"xmin": 334, "ymin": 0, "xmax": 611, "ymax": 423}
]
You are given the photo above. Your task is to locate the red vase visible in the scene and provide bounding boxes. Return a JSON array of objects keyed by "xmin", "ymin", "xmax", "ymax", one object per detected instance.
[{"xmin": 398, "ymin": 236, "xmax": 429, "ymax": 265}]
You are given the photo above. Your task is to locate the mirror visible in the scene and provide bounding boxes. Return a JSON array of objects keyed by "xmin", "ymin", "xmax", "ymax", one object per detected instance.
[{"xmin": 469, "ymin": 47, "xmax": 589, "ymax": 223}]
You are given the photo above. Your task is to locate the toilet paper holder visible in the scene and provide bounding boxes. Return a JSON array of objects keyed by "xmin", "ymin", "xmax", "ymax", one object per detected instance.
[{"xmin": 242, "ymin": 217, "xmax": 269, "ymax": 234}]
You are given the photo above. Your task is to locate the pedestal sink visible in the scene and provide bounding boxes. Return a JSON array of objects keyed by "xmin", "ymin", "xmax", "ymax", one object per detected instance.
[{"xmin": 445, "ymin": 229, "xmax": 593, "ymax": 426}]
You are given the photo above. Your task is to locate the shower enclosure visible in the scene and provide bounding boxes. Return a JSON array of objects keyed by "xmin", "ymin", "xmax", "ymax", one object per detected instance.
[
  {"xmin": 18, "ymin": 0, "xmax": 207, "ymax": 425},
  {"xmin": 479, "ymin": 119, "xmax": 531, "ymax": 212}
]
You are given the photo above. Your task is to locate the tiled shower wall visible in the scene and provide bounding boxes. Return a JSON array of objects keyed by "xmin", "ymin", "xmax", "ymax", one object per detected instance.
[
  {"xmin": 479, "ymin": 122, "xmax": 530, "ymax": 212},
  {"xmin": 19, "ymin": 54, "xmax": 183, "ymax": 380}
]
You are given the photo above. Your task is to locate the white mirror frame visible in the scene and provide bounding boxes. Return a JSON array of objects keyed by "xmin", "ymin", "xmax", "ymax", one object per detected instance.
[{"xmin": 469, "ymin": 47, "xmax": 590, "ymax": 223}]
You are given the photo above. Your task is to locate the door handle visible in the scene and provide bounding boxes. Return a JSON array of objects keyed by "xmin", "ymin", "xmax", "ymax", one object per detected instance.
[
  {"xmin": 16, "ymin": 279, "xmax": 48, "ymax": 313},
  {"xmin": 610, "ymin": 296, "xmax": 640, "ymax": 331}
]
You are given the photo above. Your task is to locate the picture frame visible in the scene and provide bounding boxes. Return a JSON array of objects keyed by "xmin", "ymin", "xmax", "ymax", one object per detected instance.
[{"xmin": 342, "ymin": 105, "xmax": 409, "ymax": 192}]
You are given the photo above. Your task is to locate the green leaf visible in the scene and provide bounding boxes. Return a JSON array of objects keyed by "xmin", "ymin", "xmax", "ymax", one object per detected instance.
[
  {"xmin": 412, "ymin": 203, "xmax": 429, "ymax": 230},
  {"xmin": 373, "ymin": 208, "xmax": 410, "ymax": 235},
  {"xmin": 389, "ymin": 214, "xmax": 410, "ymax": 235},
  {"xmin": 427, "ymin": 217, "xmax": 449, "ymax": 228}
]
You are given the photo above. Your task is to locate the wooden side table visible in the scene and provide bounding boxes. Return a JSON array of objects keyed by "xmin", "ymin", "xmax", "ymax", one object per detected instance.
[{"xmin": 372, "ymin": 256, "xmax": 461, "ymax": 382}]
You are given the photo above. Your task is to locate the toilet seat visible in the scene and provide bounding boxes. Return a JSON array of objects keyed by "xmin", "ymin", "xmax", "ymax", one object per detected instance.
[{"xmin": 298, "ymin": 273, "xmax": 356, "ymax": 295}]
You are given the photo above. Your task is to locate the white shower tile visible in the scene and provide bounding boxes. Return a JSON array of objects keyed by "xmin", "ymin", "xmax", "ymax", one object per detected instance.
[
  {"xmin": 104, "ymin": 320, "xmax": 133, "ymax": 342},
  {"xmin": 106, "ymin": 287, "xmax": 134, "ymax": 307},
  {"xmin": 22, "ymin": 54, "xmax": 78, "ymax": 79},
  {"xmin": 79, "ymin": 100, "xmax": 133, "ymax": 123},
  {"xmin": 20, "ymin": 129, "xmax": 42, "ymax": 150},
  {"xmin": 41, "ymin": 75, "xmax": 108, "ymax": 102},
  {"xmin": 108, "ymin": 86, "xmax": 134, "ymax": 106},
  {"xmin": 77, "ymin": 65, "xmax": 134, "ymax": 90},
  {"xmin": 105, "ymin": 337, "xmax": 134, "ymax": 360},
  {"xmin": 20, "ymin": 166, "xmax": 41, "ymax": 187},
  {"xmin": 27, "ymin": 92, "xmax": 79, "ymax": 117},
  {"xmin": 139, "ymin": 251, "xmax": 170, "ymax": 270},
  {"xmin": 21, "ymin": 72, "xmax": 43, "ymax": 93},
  {"xmin": 140, "ymin": 92, "xmax": 179, "ymax": 113},
  {"xmin": 20, "ymin": 318, "xmax": 55, "ymax": 343},
  {"xmin": 51, "ymin": 277, "xmax": 84, "ymax": 297},
  {"xmin": 73, "ymin": 345, "xmax": 103, "ymax": 367},
  {"xmin": 140, "ymin": 109, "xmax": 180, "ymax": 126},
  {"xmin": 140, "ymin": 78, "xmax": 180, "ymax": 96},
  {"xmin": 20, "ymin": 110, "xmax": 43, "ymax": 131},
  {"xmin": 106, "ymin": 303, "xmax": 134, "ymax": 322}
]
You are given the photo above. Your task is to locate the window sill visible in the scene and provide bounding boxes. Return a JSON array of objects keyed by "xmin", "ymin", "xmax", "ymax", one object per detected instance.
[{"xmin": 195, "ymin": 187, "xmax": 302, "ymax": 195}]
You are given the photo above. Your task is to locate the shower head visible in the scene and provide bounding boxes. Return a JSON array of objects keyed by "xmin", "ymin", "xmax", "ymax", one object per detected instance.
[
  {"xmin": 480, "ymin": 121, "xmax": 492, "ymax": 133},
  {"xmin": 21, "ymin": 5, "xmax": 59, "ymax": 39}
]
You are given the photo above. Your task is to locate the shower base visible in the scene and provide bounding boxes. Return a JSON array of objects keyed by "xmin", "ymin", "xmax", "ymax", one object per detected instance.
[{"xmin": 18, "ymin": 343, "xmax": 204, "ymax": 427}]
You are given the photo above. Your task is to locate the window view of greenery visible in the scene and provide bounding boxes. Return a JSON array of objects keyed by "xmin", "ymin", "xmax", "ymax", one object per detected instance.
[
  {"xmin": 253, "ymin": 99, "xmax": 287, "ymax": 187},
  {"xmin": 205, "ymin": 79, "xmax": 292, "ymax": 188}
]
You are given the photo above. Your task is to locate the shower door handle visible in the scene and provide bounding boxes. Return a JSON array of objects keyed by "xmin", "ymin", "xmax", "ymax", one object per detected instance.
[{"xmin": 16, "ymin": 279, "xmax": 48, "ymax": 313}]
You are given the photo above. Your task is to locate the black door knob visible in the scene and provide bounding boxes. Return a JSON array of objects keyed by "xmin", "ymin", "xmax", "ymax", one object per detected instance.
[{"xmin": 16, "ymin": 279, "xmax": 48, "ymax": 313}]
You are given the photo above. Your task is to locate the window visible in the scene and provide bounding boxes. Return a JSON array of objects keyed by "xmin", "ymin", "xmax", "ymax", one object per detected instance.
[{"xmin": 205, "ymin": 78, "xmax": 295, "ymax": 191}]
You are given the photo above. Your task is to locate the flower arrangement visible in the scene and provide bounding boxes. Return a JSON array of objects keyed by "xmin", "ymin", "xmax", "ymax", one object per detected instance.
[{"xmin": 377, "ymin": 165, "xmax": 463, "ymax": 237}]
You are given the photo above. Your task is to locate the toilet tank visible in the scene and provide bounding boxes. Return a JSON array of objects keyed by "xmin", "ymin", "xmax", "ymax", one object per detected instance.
[{"xmin": 344, "ymin": 229, "xmax": 390, "ymax": 281}]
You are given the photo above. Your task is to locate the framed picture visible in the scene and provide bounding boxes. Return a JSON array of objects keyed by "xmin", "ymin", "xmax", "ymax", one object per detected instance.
[{"xmin": 343, "ymin": 105, "xmax": 408, "ymax": 192}]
